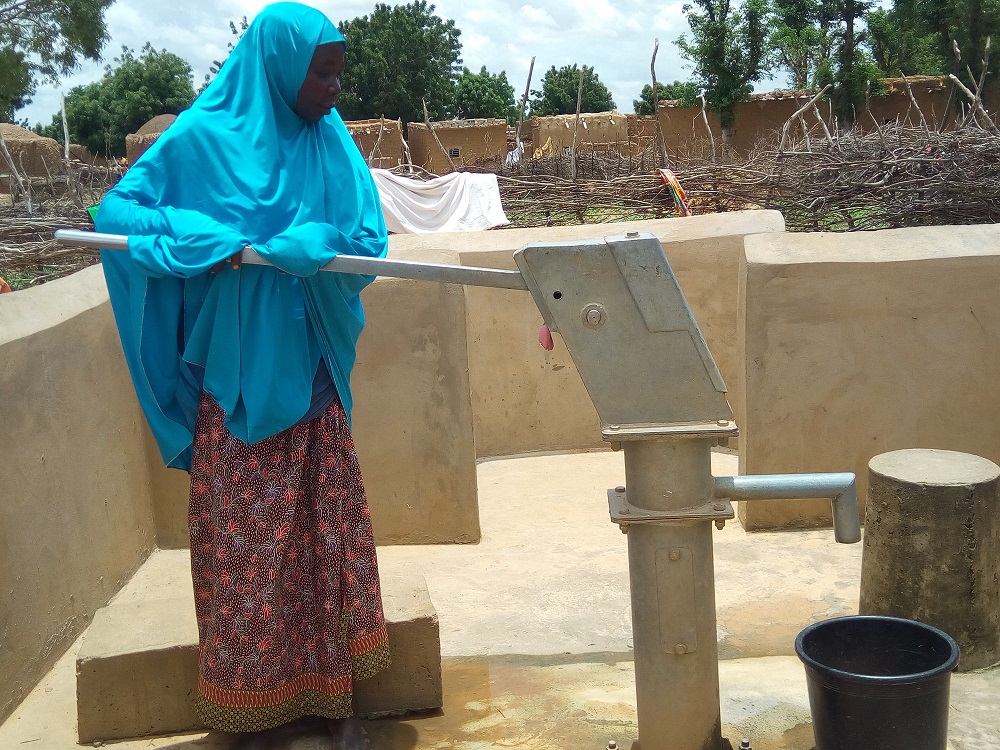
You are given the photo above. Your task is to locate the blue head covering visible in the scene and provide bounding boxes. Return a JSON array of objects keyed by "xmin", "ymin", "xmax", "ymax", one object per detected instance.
[{"xmin": 96, "ymin": 2, "xmax": 388, "ymax": 470}]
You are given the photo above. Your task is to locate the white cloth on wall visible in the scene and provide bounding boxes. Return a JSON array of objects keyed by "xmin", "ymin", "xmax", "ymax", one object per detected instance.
[{"xmin": 371, "ymin": 168, "xmax": 510, "ymax": 234}]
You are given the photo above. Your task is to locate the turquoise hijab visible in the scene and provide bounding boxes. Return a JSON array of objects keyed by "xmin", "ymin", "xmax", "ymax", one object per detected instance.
[{"xmin": 97, "ymin": 2, "xmax": 388, "ymax": 471}]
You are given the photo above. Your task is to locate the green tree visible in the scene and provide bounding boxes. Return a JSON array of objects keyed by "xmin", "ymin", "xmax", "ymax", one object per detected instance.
[
  {"xmin": 38, "ymin": 44, "xmax": 194, "ymax": 157},
  {"xmin": 1, "ymin": 49, "xmax": 34, "ymax": 122},
  {"xmin": 828, "ymin": 0, "xmax": 883, "ymax": 123},
  {"xmin": 769, "ymin": 0, "xmax": 838, "ymax": 88},
  {"xmin": 454, "ymin": 66, "xmax": 515, "ymax": 120},
  {"xmin": 864, "ymin": 3, "xmax": 945, "ymax": 77},
  {"xmin": 633, "ymin": 81, "xmax": 700, "ymax": 114},
  {"xmin": 0, "ymin": 0, "xmax": 115, "ymax": 121},
  {"xmin": 337, "ymin": 1, "xmax": 462, "ymax": 124},
  {"xmin": 529, "ymin": 64, "xmax": 616, "ymax": 116},
  {"xmin": 919, "ymin": 0, "xmax": 1000, "ymax": 94},
  {"xmin": 675, "ymin": 0, "xmax": 772, "ymax": 146}
]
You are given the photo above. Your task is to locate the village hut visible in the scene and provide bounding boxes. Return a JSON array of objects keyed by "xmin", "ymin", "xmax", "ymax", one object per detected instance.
[
  {"xmin": 345, "ymin": 118, "xmax": 406, "ymax": 169},
  {"xmin": 125, "ymin": 114, "xmax": 177, "ymax": 166},
  {"xmin": 0, "ymin": 124, "xmax": 63, "ymax": 191},
  {"xmin": 527, "ymin": 111, "xmax": 629, "ymax": 156},
  {"xmin": 407, "ymin": 118, "xmax": 507, "ymax": 174}
]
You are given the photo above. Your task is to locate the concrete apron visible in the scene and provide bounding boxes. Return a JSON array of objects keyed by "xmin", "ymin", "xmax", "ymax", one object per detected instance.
[{"xmin": 2, "ymin": 450, "xmax": 998, "ymax": 749}]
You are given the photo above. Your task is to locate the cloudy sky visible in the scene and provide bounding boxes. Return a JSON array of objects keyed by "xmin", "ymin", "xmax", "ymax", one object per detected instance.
[{"xmin": 17, "ymin": 0, "xmax": 786, "ymax": 126}]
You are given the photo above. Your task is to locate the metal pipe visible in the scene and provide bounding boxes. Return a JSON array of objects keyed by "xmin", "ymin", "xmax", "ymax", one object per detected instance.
[
  {"xmin": 712, "ymin": 473, "xmax": 861, "ymax": 544},
  {"xmin": 53, "ymin": 229, "xmax": 530, "ymax": 291},
  {"xmin": 624, "ymin": 439, "xmax": 723, "ymax": 750}
]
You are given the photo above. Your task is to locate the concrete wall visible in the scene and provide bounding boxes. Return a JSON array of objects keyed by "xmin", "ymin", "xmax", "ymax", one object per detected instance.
[
  {"xmin": 0, "ymin": 266, "xmax": 156, "ymax": 723},
  {"xmin": 739, "ymin": 225, "xmax": 1000, "ymax": 530},
  {"xmin": 352, "ymin": 249, "xmax": 481, "ymax": 545},
  {"xmin": 23, "ymin": 211, "xmax": 1000, "ymax": 721}
]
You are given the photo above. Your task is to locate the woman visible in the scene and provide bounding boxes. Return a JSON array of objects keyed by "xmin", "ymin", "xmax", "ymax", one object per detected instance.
[{"xmin": 96, "ymin": 4, "xmax": 389, "ymax": 748}]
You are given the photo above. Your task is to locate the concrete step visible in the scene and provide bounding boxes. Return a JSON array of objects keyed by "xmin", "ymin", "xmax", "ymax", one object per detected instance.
[{"xmin": 75, "ymin": 551, "xmax": 441, "ymax": 744}]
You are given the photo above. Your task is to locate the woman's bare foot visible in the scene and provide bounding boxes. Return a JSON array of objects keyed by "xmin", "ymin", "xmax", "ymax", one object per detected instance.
[
  {"xmin": 232, "ymin": 729, "xmax": 270, "ymax": 750},
  {"xmin": 327, "ymin": 716, "xmax": 371, "ymax": 750}
]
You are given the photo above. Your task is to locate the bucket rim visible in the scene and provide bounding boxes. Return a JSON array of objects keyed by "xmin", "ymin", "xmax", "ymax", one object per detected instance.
[{"xmin": 795, "ymin": 615, "xmax": 960, "ymax": 684}]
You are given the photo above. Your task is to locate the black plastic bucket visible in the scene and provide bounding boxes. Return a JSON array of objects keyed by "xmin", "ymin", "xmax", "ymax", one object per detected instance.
[{"xmin": 795, "ymin": 616, "xmax": 959, "ymax": 750}]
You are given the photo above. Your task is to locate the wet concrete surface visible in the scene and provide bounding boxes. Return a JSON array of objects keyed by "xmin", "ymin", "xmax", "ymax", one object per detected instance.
[{"xmin": 1, "ymin": 449, "xmax": 997, "ymax": 749}]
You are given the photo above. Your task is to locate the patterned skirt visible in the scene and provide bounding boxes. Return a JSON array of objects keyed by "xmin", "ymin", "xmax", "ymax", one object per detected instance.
[{"xmin": 187, "ymin": 393, "xmax": 389, "ymax": 732}]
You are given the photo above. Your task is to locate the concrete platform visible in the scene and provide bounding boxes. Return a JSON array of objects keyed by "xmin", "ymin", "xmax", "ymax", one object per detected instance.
[
  {"xmin": 75, "ymin": 558, "xmax": 441, "ymax": 743},
  {"xmin": 2, "ymin": 449, "xmax": 999, "ymax": 749}
]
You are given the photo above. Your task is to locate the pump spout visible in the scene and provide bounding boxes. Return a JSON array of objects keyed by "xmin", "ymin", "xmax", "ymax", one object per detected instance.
[{"xmin": 712, "ymin": 473, "xmax": 861, "ymax": 543}]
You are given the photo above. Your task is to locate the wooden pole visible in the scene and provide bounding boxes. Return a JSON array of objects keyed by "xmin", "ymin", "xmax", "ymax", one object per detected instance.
[
  {"xmin": 423, "ymin": 98, "xmax": 456, "ymax": 173},
  {"xmin": 398, "ymin": 118, "xmax": 414, "ymax": 173},
  {"xmin": 0, "ymin": 127, "xmax": 31, "ymax": 214},
  {"xmin": 516, "ymin": 56, "xmax": 536, "ymax": 148},
  {"xmin": 778, "ymin": 84, "xmax": 832, "ymax": 151},
  {"xmin": 571, "ymin": 67, "xmax": 584, "ymax": 180},
  {"xmin": 61, "ymin": 94, "xmax": 83, "ymax": 207},
  {"xmin": 650, "ymin": 39, "xmax": 669, "ymax": 166},
  {"xmin": 698, "ymin": 93, "xmax": 716, "ymax": 164}
]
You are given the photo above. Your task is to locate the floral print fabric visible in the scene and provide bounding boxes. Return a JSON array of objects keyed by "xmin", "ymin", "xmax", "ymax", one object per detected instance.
[{"xmin": 188, "ymin": 393, "xmax": 389, "ymax": 732}]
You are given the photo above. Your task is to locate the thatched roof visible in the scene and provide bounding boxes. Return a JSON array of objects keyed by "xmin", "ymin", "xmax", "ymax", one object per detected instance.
[
  {"xmin": 1, "ymin": 123, "xmax": 43, "ymax": 141},
  {"xmin": 124, "ymin": 114, "xmax": 177, "ymax": 165},
  {"xmin": 135, "ymin": 114, "xmax": 177, "ymax": 136}
]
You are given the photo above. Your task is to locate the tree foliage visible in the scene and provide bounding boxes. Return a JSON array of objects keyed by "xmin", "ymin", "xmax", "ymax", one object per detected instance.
[
  {"xmin": 454, "ymin": 66, "xmax": 515, "ymax": 121},
  {"xmin": 676, "ymin": 0, "xmax": 771, "ymax": 140},
  {"xmin": 529, "ymin": 64, "xmax": 615, "ymax": 116},
  {"xmin": 918, "ymin": 0, "xmax": 1000, "ymax": 91},
  {"xmin": 38, "ymin": 44, "xmax": 194, "ymax": 157},
  {"xmin": 633, "ymin": 81, "xmax": 701, "ymax": 114},
  {"xmin": 337, "ymin": 1, "xmax": 461, "ymax": 124},
  {"xmin": 864, "ymin": 3, "xmax": 945, "ymax": 77},
  {"xmin": 1, "ymin": 48, "xmax": 35, "ymax": 122},
  {"xmin": 0, "ymin": 0, "xmax": 114, "ymax": 122},
  {"xmin": 769, "ymin": 0, "xmax": 839, "ymax": 88}
]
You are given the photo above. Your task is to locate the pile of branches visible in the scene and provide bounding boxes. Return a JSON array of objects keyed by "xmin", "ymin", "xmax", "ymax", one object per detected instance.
[
  {"xmin": 5, "ymin": 122, "xmax": 1000, "ymax": 290},
  {"xmin": 0, "ymin": 207, "xmax": 99, "ymax": 288},
  {"xmin": 683, "ymin": 124, "xmax": 1000, "ymax": 230},
  {"xmin": 493, "ymin": 123, "xmax": 1000, "ymax": 231},
  {"xmin": 1, "ymin": 159, "xmax": 123, "ymax": 288}
]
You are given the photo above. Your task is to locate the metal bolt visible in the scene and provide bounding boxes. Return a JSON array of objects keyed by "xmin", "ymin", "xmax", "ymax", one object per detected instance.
[
  {"xmin": 620, "ymin": 524, "xmax": 629, "ymax": 534},
  {"xmin": 626, "ymin": 231, "xmax": 640, "ymax": 237},
  {"xmin": 608, "ymin": 424, "xmax": 620, "ymax": 431},
  {"xmin": 674, "ymin": 643, "xmax": 687, "ymax": 654},
  {"xmin": 713, "ymin": 502, "xmax": 726, "ymax": 512},
  {"xmin": 620, "ymin": 507, "xmax": 630, "ymax": 515},
  {"xmin": 669, "ymin": 549, "xmax": 681, "ymax": 561},
  {"xmin": 740, "ymin": 739, "xmax": 752, "ymax": 750},
  {"xmin": 587, "ymin": 309, "xmax": 602, "ymax": 325},
  {"xmin": 717, "ymin": 419, "xmax": 730, "ymax": 427},
  {"xmin": 615, "ymin": 485, "xmax": 626, "ymax": 493},
  {"xmin": 608, "ymin": 742, "xmax": 619, "ymax": 750},
  {"xmin": 715, "ymin": 519, "xmax": 726, "ymax": 530}
]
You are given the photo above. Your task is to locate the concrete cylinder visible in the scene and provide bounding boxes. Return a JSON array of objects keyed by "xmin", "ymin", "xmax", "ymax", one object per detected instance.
[{"xmin": 860, "ymin": 449, "xmax": 1000, "ymax": 671}]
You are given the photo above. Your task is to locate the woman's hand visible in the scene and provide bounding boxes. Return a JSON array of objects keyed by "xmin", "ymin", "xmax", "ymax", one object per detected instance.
[{"xmin": 211, "ymin": 249, "xmax": 245, "ymax": 273}]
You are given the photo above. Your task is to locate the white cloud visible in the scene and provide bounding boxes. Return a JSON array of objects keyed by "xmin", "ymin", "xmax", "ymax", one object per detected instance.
[{"xmin": 16, "ymin": 0, "xmax": 784, "ymax": 126}]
